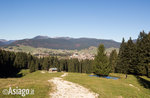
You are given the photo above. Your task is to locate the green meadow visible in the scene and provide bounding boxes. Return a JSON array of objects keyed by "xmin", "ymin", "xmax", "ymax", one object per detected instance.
[
  {"xmin": 0, "ymin": 70, "xmax": 150, "ymax": 98},
  {"xmin": 64, "ymin": 73, "xmax": 150, "ymax": 98}
]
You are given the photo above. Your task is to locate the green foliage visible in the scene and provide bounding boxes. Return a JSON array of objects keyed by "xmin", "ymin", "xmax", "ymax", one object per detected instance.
[
  {"xmin": 14, "ymin": 52, "xmax": 28, "ymax": 69},
  {"xmin": 116, "ymin": 38, "xmax": 126, "ymax": 73},
  {"xmin": 136, "ymin": 32, "xmax": 150, "ymax": 76},
  {"xmin": 58, "ymin": 58, "xmax": 94, "ymax": 74},
  {"xmin": 94, "ymin": 44, "xmax": 110, "ymax": 76},
  {"xmin": 0, "ymin": 43, "xmax": 115, "ymax": 77},
  {"xmin": 116, "ymin": 31, "xmax": 150, "ymax": 77},
  {"xmin": 109, "ymin": 49, "xmax": 117, "ymax": 73},
  {"xmin": 116, "ymin": 37, "xmax": 138, "ymax": 74},
  {"xmin": 0, "ymin": 49, "xmax": 38, "ymax": 77},
  {"xmin": 82, "ymin": 59, "xmax": 94, "ymax": 74},
  {"xmin": 42, "ymin": 57, "xmax": 50, "ymax": 71},
  {"xmin": 29, "ymin": 60, "xmax": 35, "ymax": 73},
  {"xmin": 147, "ymin": 63, "xmax": 150, "ymax": 78},
  {"xmin": 0, "ymin": 49, "xmax": 18, "ymax": 77},
  {"xmin": 35, "ymin": 59, "xmax": 40, "ymax": 70},
  {"xmin": 68, "ymin": 59, "xmax": 79, "ymax": 72},
  {"xmin": 126, "ymin": 38, "xmax": 137, "ymax": 74}
]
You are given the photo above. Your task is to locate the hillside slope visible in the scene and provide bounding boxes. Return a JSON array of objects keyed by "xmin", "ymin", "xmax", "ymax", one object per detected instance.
[{"xmin": 8, "ymin": 37, "xmax": 120, "ymax": 50}]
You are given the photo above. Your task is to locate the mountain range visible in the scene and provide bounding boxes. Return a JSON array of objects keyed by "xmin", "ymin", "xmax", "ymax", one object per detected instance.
[{"xmin": 0, "ymin": 36, "xmax": 121, "ymax": 50}]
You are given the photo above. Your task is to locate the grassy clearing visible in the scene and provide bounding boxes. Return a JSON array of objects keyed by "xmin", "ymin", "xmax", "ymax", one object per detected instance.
[
  {"xmin": 3, "ymin": 45, "xmax": 75, "ymax": 54},
  {"xmin": 0, "ymin": 70, "xmax": 62, "ymax": 98},
  {"xmin": 64, "ymin": 73, "xmax": 150, "ymax": 98}
]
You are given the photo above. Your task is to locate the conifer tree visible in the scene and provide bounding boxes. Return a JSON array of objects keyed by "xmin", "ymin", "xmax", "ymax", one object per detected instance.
[
  {"xmin": 14, "ymin": 52, "xmax": 28, "ymax": 69},
  {"xmin": 27, "ymin": 53, "xmax": 33, "ymax": 68},
  {"xmin": 109, "ymin": 49, "xmax": 117, "ymax": 73},
  {"xmin": 136, "ymin": 31, "xmax": 148, "ymax": 75},
  {"xmin": 126, "ymin": 38, "xmax": 137, "ymax": 74},
  {"xmin": 35, "ymin": 58, "xmax": 40, "ymax": 70},
  {"xmin": 116, "ymin": 38, "xmax": 126, "ymax": 73},
  {"xmin": 42, "ymin": 57, "xmax": 49, "ymax": 71},
  {"xmin": 94, "ymin": 44, "xmax": 110, "ymax": 76},
  {"xmin": 146, "ymin": 33, "xmax": 150, "ymax": 77},
  {"xmin": 29, "ymin": 60, "xmax": 35, "ymax": 73}
]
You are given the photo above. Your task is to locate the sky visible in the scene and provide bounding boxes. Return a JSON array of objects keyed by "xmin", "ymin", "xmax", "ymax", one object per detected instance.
[{"xmin": 0, "ymin": 0, "xmax": 150, "ymax": 42}]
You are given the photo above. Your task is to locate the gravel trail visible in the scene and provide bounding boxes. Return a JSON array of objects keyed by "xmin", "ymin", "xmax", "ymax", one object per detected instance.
[{"xmin": 49, "ymin": 73, "xmax": 99, "ymax": 98}]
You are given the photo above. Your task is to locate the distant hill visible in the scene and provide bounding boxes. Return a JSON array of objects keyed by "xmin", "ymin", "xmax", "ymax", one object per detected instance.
[
  {"xmin": 7, "ymin": 36, "xmax": 120, "ymax": 50},
  {"xmin": 0, "ymin": 39, "xmax": 7, "ymax": 42},
  {"xmin": 0, "ymin": 41, "xmax": 5, "ymax": 46},
  {"xmin": 0, "ymin": 39, "xmax": 16, "ymax": 46},
  {"xmin": 33, "ymin": 35, "xmax": 50, "ymax": 39}
]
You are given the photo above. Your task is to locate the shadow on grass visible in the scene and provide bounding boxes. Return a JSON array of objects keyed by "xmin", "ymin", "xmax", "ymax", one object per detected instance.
[
  {"xmin": 0, "ymin": 73, "xmax": 23, "ymax": 78},
  {"xmin": 14, "ymin": 73, "xmax": 23, "ymax": 78},
  {"xmin": 134, "ymin": 75, "xmax": 150, "ymax": 89}
]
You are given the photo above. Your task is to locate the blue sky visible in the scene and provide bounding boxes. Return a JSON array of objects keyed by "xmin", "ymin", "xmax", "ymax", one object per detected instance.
[{"xmin": 0, "ymin": 0, "xmax": 150, "ymax": 42}]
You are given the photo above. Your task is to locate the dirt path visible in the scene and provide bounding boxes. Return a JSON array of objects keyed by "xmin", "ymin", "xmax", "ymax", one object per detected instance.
[{"xmin": 49, "ymin": 73, "xmax": 99, "ymax": 98}]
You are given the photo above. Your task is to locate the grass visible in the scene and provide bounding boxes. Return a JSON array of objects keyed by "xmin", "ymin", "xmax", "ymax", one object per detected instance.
[
  {"xmin": 0, "ymin": 70, "xmax": 63, "ymax": 98},
  {"xmin": 1, "ymin": 70, "xmax": 149, "ymax": 98},
  {"xmin": 64, "ymin": 73, "xmax": 150, "ymax": 98},
  {"xmin": 4, "ymin": 45, "xmax": 36, "ymax": 53}
]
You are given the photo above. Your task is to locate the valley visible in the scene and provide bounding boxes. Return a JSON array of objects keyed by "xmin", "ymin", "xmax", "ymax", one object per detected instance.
[{"xmin": 2, "ymin": 45, "xmax": 119, "ymax": 60}]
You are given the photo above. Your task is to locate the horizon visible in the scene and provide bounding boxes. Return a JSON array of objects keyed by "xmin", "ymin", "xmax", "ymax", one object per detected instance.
[
  {"xmin": 0, "ymin": 0, "xmax": 150, "ymax": 42},
  {"xmin": 0, "ymin": 35, "xmax": 136, "ymax": 43}
]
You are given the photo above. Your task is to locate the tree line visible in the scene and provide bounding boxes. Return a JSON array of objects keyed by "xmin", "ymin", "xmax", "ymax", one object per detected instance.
[
  {"xmin": 0, "ymin": 50, "xmax": 93, "ymax": 77},
  {"xmin": 91, "ymin": 31, "xmax": 150, "ymax": 78},
  {"xmin": 116, "ymin": 31, "xmax": 150, "ymax": 77}
]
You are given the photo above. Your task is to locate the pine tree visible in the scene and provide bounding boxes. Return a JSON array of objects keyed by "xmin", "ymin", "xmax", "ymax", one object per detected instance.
[
  {"xmin": 117, "ymin": 37, "xmax": 136, "ymax": 74},
  {"xmin": 146, "ymin": 33, "xmax": 150, "ymax": 77},
  {"xmin": 29, "ymin": 60, "xmax": 35, "ymax": 73},
  {"xmin": 85, "ymin": 59, "xmax": 93, "ymax": 74},
  {"xmin": 109, "ymin": 49, "xmax": 117, "ymax": 73},
  {"xmin": 126, "ymin": 38, "xmax": 137, "ymax": 74},
  {"xmin": 73, "ymin": 59, "xmax": 79, "ymax": 72},
  {"xmin": 68, "ymin": 59, "xmax": 78, "ymax": 72},
  {"xmin": 14, "ymin": 52, "xmax": 28, "ymax": 69},
  {"xmin": 42, "ymin": 57, "xmax": 49, "ymax": 71},
  {"xmin": 27, "ymin": 53, "xmax": 33, "ymax": 68},
  {"xmin": 94, "ymin": 44, "xmax": 110, "ymax": 76},
  {"xmin": 116, "ymin": 38, "xmax": 126, "ymax": 73},
  {"xmin": 136, "ymin": 31, "xmax": 148, "ymax": 75},
  {"xmin": 65, "ymin": 59, "xmax": 68, "ymax": 72},
  {"xmin": 79, "ymin": 61, "xmax": 82, "ymax": 73},
  {"xmin": 35, "ymin": 58, "xmax": 39, "ymax": 70}
]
